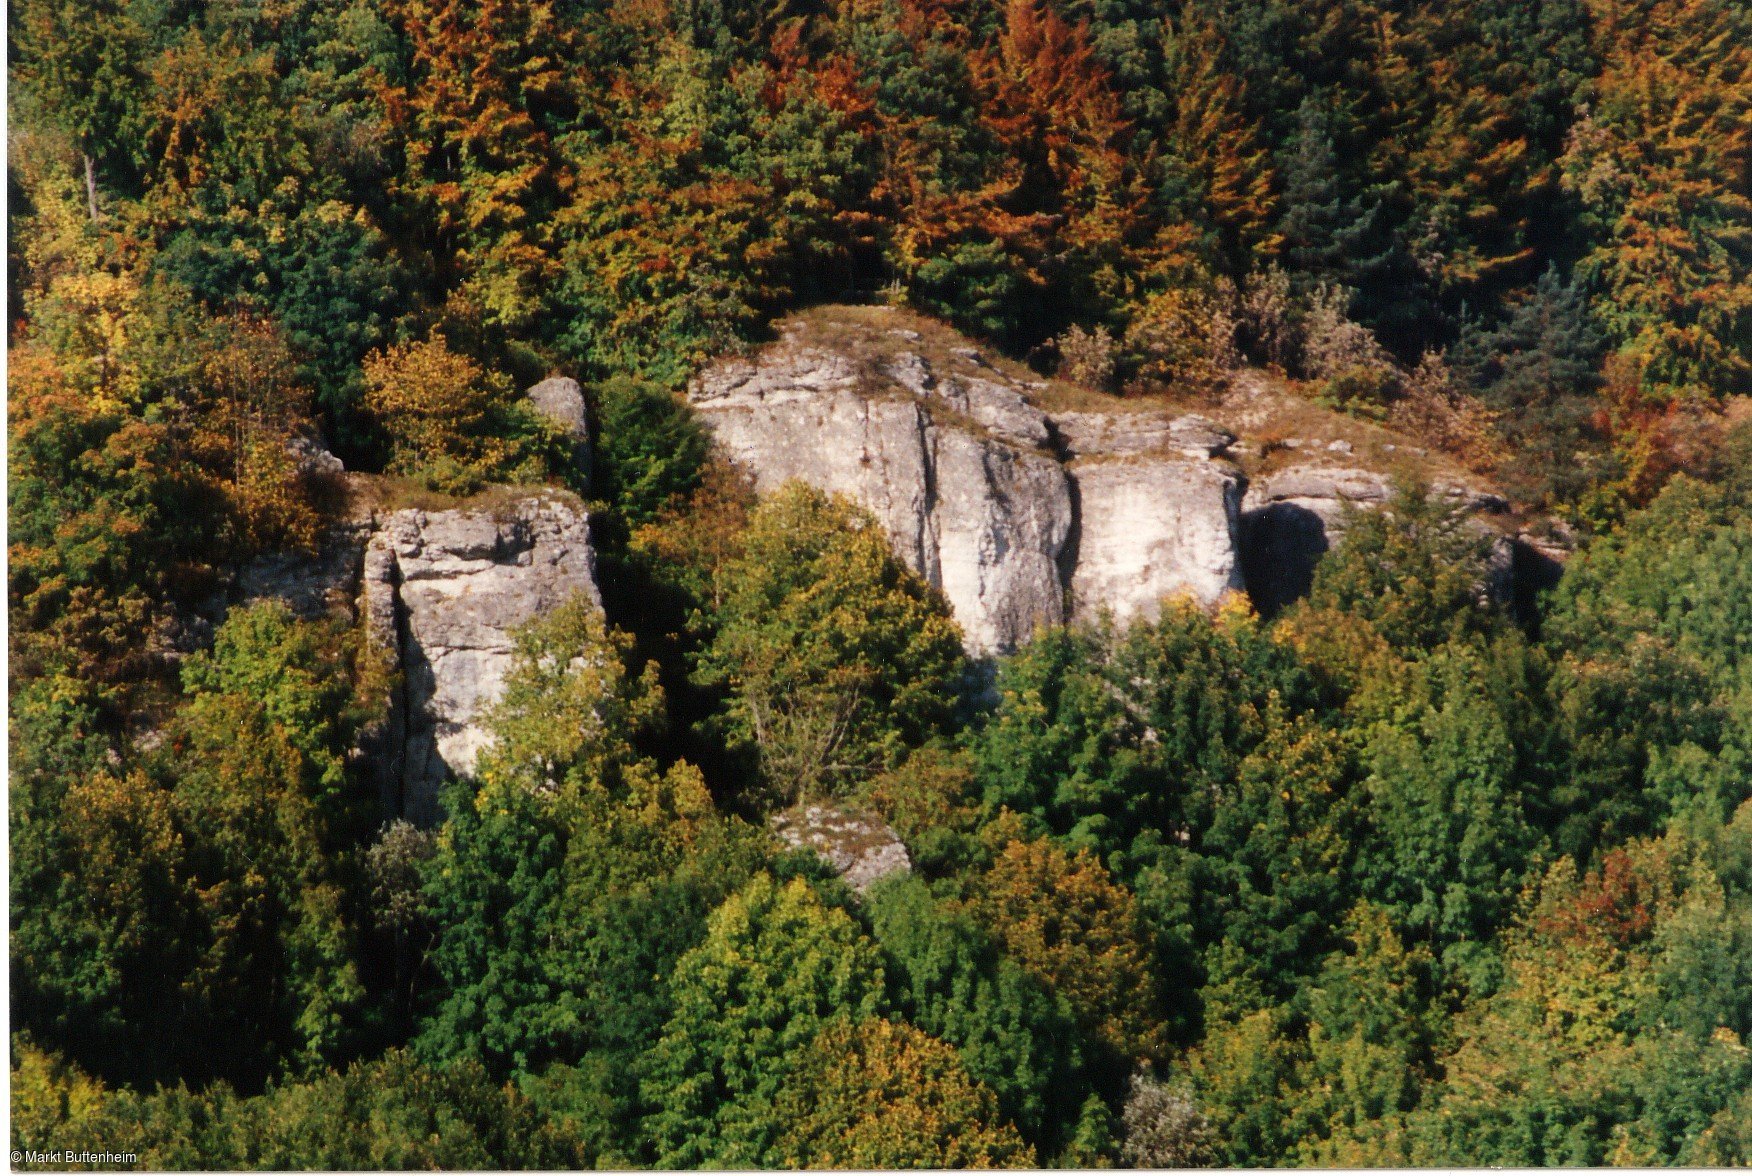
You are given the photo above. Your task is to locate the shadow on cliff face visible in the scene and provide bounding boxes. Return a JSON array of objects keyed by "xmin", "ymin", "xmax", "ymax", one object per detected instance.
[
  {"xmin": 396, "ymin": 628, "xmax": 448, "ymax": 828},
  {"xmin": 1240, "ymin": 502, "xmax": 1330, "ymax": 619}
]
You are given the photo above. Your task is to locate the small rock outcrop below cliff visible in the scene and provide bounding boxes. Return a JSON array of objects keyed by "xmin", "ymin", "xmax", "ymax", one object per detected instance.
[
  {"xmin": 362, "ymin": 492, "xmax": 601, "ymax": 825},
  {"xmin": 771, "ymin": 803, "xmax": 911, "ymax": 892},
  {"xmin": 690, "ymin": 320, "xmax": 1246, "ymax": 651},
  {"xmin": 526, "ymin": 375, "xmax": 592, "ymax": 483}
]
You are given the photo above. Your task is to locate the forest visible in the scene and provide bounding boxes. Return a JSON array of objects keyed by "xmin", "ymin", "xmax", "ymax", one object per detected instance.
[{"xmin": 8, "ymin": 0, "xmax": 1752, "ymax": 1166}]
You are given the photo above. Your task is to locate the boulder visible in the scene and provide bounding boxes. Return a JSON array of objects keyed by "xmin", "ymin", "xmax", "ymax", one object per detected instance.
[
  {"xmin": 525, "ymin": 375, "xmax": 591, "ymax": 485},
  {"xmin": 288, "ymin": 429, "xmax": 346, "ymax": 478},
  {"xmin": 362, "ymin": 492, "xmax": 601, "ymax": 824},
  {"xmin": 770, "ymin": 803, "xmax": 911, "ymax": 892},
  {"xmin": 525, "ymin": 375, "xmax": 589, "ymax": 441}
]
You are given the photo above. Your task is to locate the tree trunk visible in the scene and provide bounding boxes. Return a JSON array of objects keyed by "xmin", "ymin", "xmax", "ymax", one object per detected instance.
[{"xmin": 83, "ymin": 153, "xmax": 100, "ymax": 223}]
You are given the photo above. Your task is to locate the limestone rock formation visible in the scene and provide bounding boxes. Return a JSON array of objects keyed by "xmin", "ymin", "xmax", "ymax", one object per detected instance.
[
  {"xmin": 770, "ymin": 803, "xmax": 911, "ymax": 892},
  {"xmin": 362, "ymin": 492, "xmax": 600, "ymax": 824},
  {"xmin": 690, "ymin": 344, "xmax": 1247, "ymax": 650},
  {"xmin": 1054, "ymin": 411, "xmax": 1234, "ymax": 460},
  {"xmin": 1069, "ymin": 457, "xmax": 1245, "ymax": 622},
  {"xmin": 525, "ymin": 375, "xmax": 591, "ymax": 484},
  {"xmin": 691, "ymin": 348, "xmax": 1073, "ymax": 652}
]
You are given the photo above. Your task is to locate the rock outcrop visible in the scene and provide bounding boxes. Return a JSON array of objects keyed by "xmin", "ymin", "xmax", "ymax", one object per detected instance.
[
  {"xmin": 526, "ymin": 375, "xmax": 592, "ymax": 483},
  {"xmin": 1240, "ymin": 465, "xmax": 1393, "ymax": 613},
  {"xmin": 692, "ymin": 346, "xmax": 1074, "ymax": 652},
  {"xmin": 690, "ymin": 341, "xmax": 1245, "ymax": 651},
  {"xmin": 1240, "ymin": 465, "xmax": 1515, "ymax": 614},
  {"xmin": 361, "ymin": 491, "xmax": 601, "ymax": 824},
  {"xmin": 771, "ymin": 803, "xmax": 911, "ymax": 892},
  {"xmin": 1056, "ymin": 411, "xmax": 1245, "ymax": 623},
  {"xmin": 1069, "ymin": 457, "xmax": 1245, "ymax": 622}
]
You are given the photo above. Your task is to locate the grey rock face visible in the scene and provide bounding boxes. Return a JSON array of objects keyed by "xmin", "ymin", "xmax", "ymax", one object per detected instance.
[
  {"xmin": 692, "ymin": 350, "xmax": 1073, "ymax": 653},
  {"xmin": 525, "ymin": 375, "xmax": 591, "ymax": 486},
  {"xmin": 1055, "ymin": 411, "xmax": 1182, "ymax": 458},
  {"xmin": 1069, "ymin": 457, "xmax": 1245, "ymax": 623},
  {"xmin": 288, "ymin": 430, "xmax": 346, "ymax": 478},
  {"xmin": 362, "ymin": 492, "xmax": 601, "ymax": 824},
  {"xmin": 240, "ymin": 520, "xmax": 374, "ymax": 620},
  {"xmin": 691, "ymin": 345, "xmax": 1254, "ymax": 649},
  {"xmin": 770, "ymin": 803, "xmax": 911, "ymax": 892},
  {"xmin": 1055, "ymin": 412, "xmax": 1235, "ymax": 460},
  {"xmin": 526, "ymin": 376, "xmax": 588, "ymax": 441}
]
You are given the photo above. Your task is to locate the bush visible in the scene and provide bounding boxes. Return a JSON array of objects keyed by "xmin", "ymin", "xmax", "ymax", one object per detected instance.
[
  {"xmin": 1387, "ymin": 352, "xmax": 1502, "ymax": 468},
  {"xmin": 361, "ymin": 334, "xmax": 551, "ymax": 494},
  {"xmin": 1301, "ymin": 284, "xmax": 1401, "ymax": 418},
  {"xmin": 1122, "ymin": 286, "xmax": 1239, "ymax": 394},
  {"xmin": 1121, "ymin": 1073, "xmax": 1217, "ymax": 1168},
  {"xmin": 1056, "ymin": 324, "xmax": 1118, "ymax": 391}
]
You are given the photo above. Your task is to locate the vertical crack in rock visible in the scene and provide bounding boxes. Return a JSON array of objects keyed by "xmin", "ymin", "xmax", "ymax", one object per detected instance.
[
  {"xmin": 690, "ymin": 346, "xmax": 1240, "ymax": 653},
  {"xmin": 360, "ymin": 492, "xmax": 601, "ymax": 825}
]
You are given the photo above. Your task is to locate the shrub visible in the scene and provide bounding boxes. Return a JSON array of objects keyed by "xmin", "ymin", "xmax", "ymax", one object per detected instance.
[
  {"xmin": 1388, "ymin": 352, "xmax": 1503, "ymax": 468},
  {"xmin": 361, "ymin": 334, "xmax": 549, "ymax": 494},
  {"xmin": 1056, "ymin": 324, "xmax": 1118, "ymax": 390},
  {"xmin": 1123, "ymin": 286, "xmax": 1239, "ymax": 394}
]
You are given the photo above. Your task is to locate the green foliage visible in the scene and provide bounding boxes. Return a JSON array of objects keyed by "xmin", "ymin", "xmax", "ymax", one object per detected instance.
[
  {"xmin": 1402, "ymin": 815, "xmax": 1752, "ymax": 1165},
  {"xmin": 12, "ymin": 603, "xmax": 372, "ymax": 1091},
  {"xmin": 1195, "ymin": 713, "xmax": 1365, "ymax": 1012},
  {"xmin": 1302, "ymin": 484, "xmax": 1502, "ymax": 653},
  {"xmin": 11, "ymin": 1043, "xmax": 589, "ymax": 1170},
  {"xmin": 1358, "ymin": 647, "xmax": 1538, "ymax": 973},
  {"xmin": 418, "ymin": 601, "xmax": 769, "ymax": 1081},
  {"xmin": 696, "ymin": 483, "xmax": 966, "ymax": 803},
  {"xmin": 962, "ymin": 836, "xmax": 1167, "ymax": 1065},
  {"xmin": 9, "ymin": 0, "xmax": 1752, "ymax": 1166},
  {"xmin": 642, "ymin": 873, "xmax": 889, "ymax": 1168},
  {"xmin": 971, "ymin": 598, "xmax": 1316, "ymax": 869},
  {"xmin": 1452, "ymin": 267, "xmax": 1612, "ymax": 511},
  {"xmin": 589, "ymin": 375, "xmax": 712, "ymax": 533},
  {"xmin": 1543, "ymin": 464, "xmax": 1752, "ymax": 852},
  {"xmin": 865, "ymin": 874, "xmax": 1089, "ymax": 1154},
  {"xmin": 771, "ymin": 1016, "xmax": 1035, "ymax": 1168}
]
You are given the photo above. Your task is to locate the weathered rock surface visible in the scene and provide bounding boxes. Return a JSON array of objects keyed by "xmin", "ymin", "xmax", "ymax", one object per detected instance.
[
  {"xmin": 240, "ymin": 519, "xmax": 374, "ymax": 620},
  {"xmin": 690, "ymin": 346, "xmax": 1246, "ymax": 650},
  {"xmin": 288, "ymin": 429, "xmax": 346, "ymax": 478},
  {"xmin": 1241, "ymin": 464, "xmax": 1515, "ymax": 614},
  {"xmin": 1055, "ymin": 411, "xmax": 1235, "ymax": 460},
  {"xmin": 692, "ymin": 349, "xmax": 1073, "ymax": 652},
  {"xmin": 525, "ymin": 375, "xmax": 591, "ymax": 485},
  {"xmin": 770, "ymin": 803, "xmax": 911, "ymax": 892},
  {"xmin": 362, "ymin": 492, "xmax": 601, "ymax": 824},
  {"xmin": 1070, "ymin": 457, "xmax": 1246, "ymax": 622}
]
